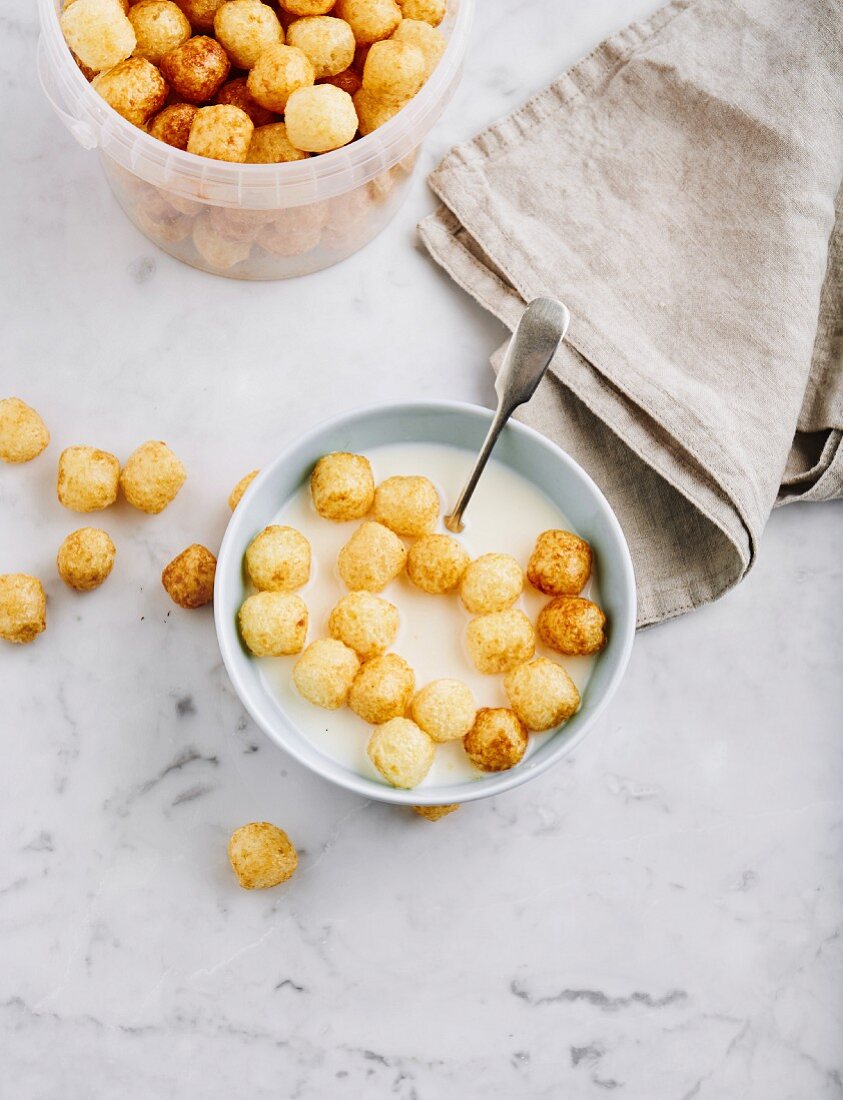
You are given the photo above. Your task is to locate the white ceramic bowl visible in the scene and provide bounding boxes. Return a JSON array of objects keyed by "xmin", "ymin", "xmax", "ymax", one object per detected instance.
[{"xmin": 214, "ymin": 402, "xmax": 636, "ymax": 805}]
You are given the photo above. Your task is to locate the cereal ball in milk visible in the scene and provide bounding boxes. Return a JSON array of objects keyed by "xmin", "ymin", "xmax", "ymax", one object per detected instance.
[
  {"xmin": 348, "ymin": 652, "xmax": 415, "ymax": 724},
  {"xmin": 406, "ymin": 534, "xmax": 468, "ymax": 594},
  {"xmin": 367, "ymin": 717, "xmax": 434, "ymax": 789},
  {"xmin": 392, "ymin": 18, "xmax": 445, "ymax": 78},
  {"xmin": 92, "ymin": 57, "xmax": 168, "ymax": 125},
  {"xmin": 464, "ymin": 708, "xmax": 528, "ymax": 772},
  {"xmin": 352, "ymin": 87, "xmax": 401, "ymax": 135},
  {"xmin": 293, "ymin": 638, "xmax": 360, "ymax": 709},
  {"xmin": 247, "ymin": 43, "xmax": 314, "ymax": 113},
  {"xmin": 287, "ymin": 16, "xmax": 355, "ymax": 78},
  {"xmin": 503, "ymin": 657, "xmax": 580, "ymax": 732},
  {"xmin": 129, "ymin": 0, "xmax": 190, "ymax": 62},
  {"xmin": 228, "ymin": 469, "xmax": 259, "ymax": 510},
  {"xmin": 337, "ymin": 522, "xmax": 407, "ymax": 592},
  {"xmin": 149, "ymin": 102, "xmax": 198, "ymax": 147},
  {"xmin": 57, "ymin": 528, "xmax": 116, "ymax": 591},
  {"xmin": 410, "ymin": 678, "xmax": 476, "ymax": 743},
  {"xmin": 175, "ymin": 0, "xmax": 226, "ymax": 33},
  {"xmin": 284, "ymin": 85, "xmax": 358, "ymax": 153},
  {"xmin": 279, "ymin": 0, "xmax": 334, "ymax": 14},
  {"xmin": 160, "ymin": 36, "xmax": 230, "ymax": 103},
  {"xmin": 328, "ymin": 591, "xmax": 399, "ymax": 660},
  {"xmin": 321, "ymin": 68, "xmax": 361, "ymax": 96},
  {"xmin": 397, "ymin": 0, "xmax": 444, "ymax": 26},
  {"xmin": 247, "ymin": 122, "xmax": 310, "ymax": 163},
  {"xmin": 238, "ymin": 591, "xmax": 308, "ymax": 656},
  {"xmin": 120, "ymin": 440, "xmax": 186, "ymax": 513},
  {"xmin": 228, "ymin": 822, "xmax": 298, "ymax": 889},
  {"xmin": 60, "ymin": 0, "xmax": 136, "ymax": 72},
  {"xmin": 537, "ymin": 596, "xmax": 607, "ymax": 656},
  {"xmin": 466, "ymin": 608, "xmax": 535, "ymax": 674},
  {"xmin": 0, "ymin": 398, "xmax": 49, "ymax": 463},
  {"xmin": 362, "ymin": 39, "xmax": 425, "ymax": 103},
  {"xmin": 214, "ymin": 0, "xmax": 284, "ymax": 69},
  {"xmin": 57, "ymin": 446, "xmax": 120, "ymax": 512},
  {"xmin": 459, "ymin": 553, "xmax": 523, "ymax": 615},
  {"xmin": 192, "ymin": 213, "xmax": 253, "ymax": 269},
  {"xmin": 335, "ymin": 0, "xmax": 402, "ymax": 45},
  {"xmin": 372, "ymin": 476, "xmax": 438, "ymax": 537},
  {"xmin": 0, "ymin": 575, "xmax": 47, "ymax": 645},
  {"xmin": 310, "ymin": 452, "xmax": 374, "ymax": 521},
  {"xmin": 214, "ymin": 77, "xmax": 276, "ymax": 127},
  {"xmin": 187, "ymin": 104, "xmax": 254, "ymax": 161},
  {"xmin": 527, "ymin": 529, "xmax": 592, "ymax": 596},
  {"xmin": 161, "ymin": 543, "xmax": 217, "ymax": 608},
  {"xmin": 245, "ymin": 525, "xmax": 310, "ymax": 591},
  {"xmin": 412, "ymin": 803, "xmax": 459, "ymax": 820}
]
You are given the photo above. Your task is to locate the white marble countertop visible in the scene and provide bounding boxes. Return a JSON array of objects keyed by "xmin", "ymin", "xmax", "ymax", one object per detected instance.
[{"xmin": 2, "ymin": 1, "xmax": 842, "ymax": 1096}]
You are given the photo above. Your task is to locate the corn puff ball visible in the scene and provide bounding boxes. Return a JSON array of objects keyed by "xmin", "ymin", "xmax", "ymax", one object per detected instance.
[
  {"xmin": 60, "ymin": 0, "xmax": 136, "ymax": 72},
  {"xmin": 57, "ymin": 528, "xmax": 116, "ymax": 591},
  {"xmin": 372, "ymin": 475, "xmax": 438, "ymax": 537},
  {"xmin": 397, "ymin": 0, "xmax": 444, "ymax": 26},
  {"xmin": 392, "ymin": 18, "xmax": 445, "ymax": 78},
  {"xmin": 362, "ymin": 39, "xmax": 425, "ymax": 104},
  {"xmin": 349, "ymin": 652, "xmax": 415, "ymax": 724},
  {"xmin": 410, "ymin": 678, "xmax": 475, "ymax": 743},
  {"xmin": 149, "ymin": 102, "xmax": 198, "ymax": 147},
  {"xmin": 464, "ymin": 708, "xmax": 528, "ymax": 772},
  {"xmin": 245, "ymin": 122, "xmax": 306, "ymax": 163},
  {"xmin": 160, "ymin": 35, "xmax": 230, "ymax": 103},
  {"xmin": 57, "ymin": 446, "xmax": 120, "ymax": 512},
  {"xmin": 537, "ymin": 596, "xmax": 607, "ymax": 656},
  {"xmin": 310, "ymin": 452, "xmax": 374, "ymax": 521},
  {"xmin": 247, "ymin": 43, "xmax": 314, "ymax": 113},
  {"xmin": 0, "ymin": 398, "xmax": 49, "ymax": 463},
  {"xmin": 214, "ymin": 77, "xmax": 276, "ymax": 126},
  {"xmin": 367, "ymin": 717, "xmax": 434, "ymax": 788},
  {"xmin": 129, "ymin": 0, "xmax": 190, "ymax": 62},
  {"xmin": 161, "ymin": 543, "xmax": 216, "ymax": 608},
  {"xmin": 0, "ymin": 575, "xmax": 46, "ymax": 645},
  {"xmin": 238, "ymin": 591, "xmax": 308, "ymax": 656},
  {"xmin": 412, "ymin": 804, "xmax": 458, "ymax": 820},
  {"xmin": 187, "ymin": 104, "xmax": 253, "ymax": 161},
  {"xmin": 321, "ymin": 68, "xmax": 361, "ymax": 96},
  {"xmin": 245, "ymin": 525, "xmax": 310, "ymax": 591},
  {"xmin": 328, "ymin": 590, "xmax": 399, "ymax": 659},
  {"xmin": 293, "ymin": 638, "xmax": 360, "ymax": 708},
  {"xmin": 466, "ymin": 608, "xmax": 535, "ymax": 674},
  {"xmin": 337, "ymin": 521, "xmax": 407, "ymax": 592},
  {"xmin": 406, "ymin": 534, "xmax": 468, "ymax": 594},
  {"xmin": 92, "ymin": 57, "xmax": 168, "ymax": 125},
  {"xmin": 175, "ymin": 0, "xmax": 225, "ymax": 32},
  {"xmin": 287, "ymin": 16, "xmax": 355, "ymax": 78},
  {"xmin": 259, "ymin": 220, "xmax": 322, "ymax": 256},
  {"xmin": 228, "ymin": 822, "xmax": 298, "ymax": 889},
  {"xmin": 335, "ymin": 0, "xmax": 401, "ymax": 45},
  {"xmin": 228, "ymin": 469, "xmax": 259, "ymax": 510},
  {"xmin": 353, "ymin": 87, "xmax": 400, "ymax": 134},
  {"xmin": 284, "ymin": 84, "xmax": 358, "ymax": 152},
  {"xmin": 527, "ymin": 529, "xmax": 593, "ymax": 596},
  {"xmin": 214, "ymin": 0, "xmax": 284, "ymax": 68},
  {"xmin": 120, "ymin": 441, "xmax": 186, "ymax": 513},
  {"xmin": 192, "ymin": 213, "xmax": 253, "ymax": 268},
  {"xmin": 459, "ymin": 553, "xmax": 523, "ymax": 615},
  {"xmin": 504, "ymin": 657, "xmax": 580, "ymax": 732},
  {"xmin": 280, "ymin": 0, "xmax": 334, "ymax": 14}
]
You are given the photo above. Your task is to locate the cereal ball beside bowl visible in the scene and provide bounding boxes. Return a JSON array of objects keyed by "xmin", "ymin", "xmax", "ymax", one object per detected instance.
[
  {"xmin": 293, "ymin": 638, "xmax": 360, "ymax": 708},
  {"xmin": 120, "ymin": 440, "xmax": 186, "ymax": 513},
  {"xmin": 412, "ymin": 803, "xmax": 459, "ymax": 820},
  {"xmin": 228, "ymin": 822, "xmax": 298, "ymax": 889},
  {"xmin": 245, "ymin": 525, "xmax": 311, "ymax": 591},
  {"xmin": 162, "ymin": 543, "xmax": 217, "ymax": 608},
  {"xmin": 367, "ymin": 717, "xmax": 435, "ymax": 788},
  {"xmin": 57, "ymin": 528, "xmax": 116, "ymax": 591},
  {"xmin": 0, "ymin": 574, "xmax": 47, "ymax": 645},
  {"xmin": 239, "ymin": 591, "xmax": 308, "ymax": 656},
  {"xmin": 464, "ymin": 708, "xmax": 528, "ymax": 772},
  {"xmin": 0, "ymin": 398, "xmax": 49, "ymax": 463},
  {"xmin": 57, "ymin": 446, "xmax": 120, "ymax": 512},
  {"xmin": 228, "ymin": 469, "xmax": 259, "ymax": 510},
  {"xmin": 348, "ymin": 652, "xmax": 415, "ymax": 724},
  {"xmin": 328, "ymin": 590, "xmax": 399, "ymax": 659}
]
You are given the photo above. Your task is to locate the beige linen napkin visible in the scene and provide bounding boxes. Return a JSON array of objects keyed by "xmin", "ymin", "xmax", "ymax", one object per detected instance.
[{"xmin": 420, "ymin": 0, "xmax": 843, "ymax": 627}]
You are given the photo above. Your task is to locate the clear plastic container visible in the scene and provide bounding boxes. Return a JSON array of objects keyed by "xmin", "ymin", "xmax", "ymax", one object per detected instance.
[{"xmin": 37, "ymin": 0, "xmax": 473, "ymax": 279}]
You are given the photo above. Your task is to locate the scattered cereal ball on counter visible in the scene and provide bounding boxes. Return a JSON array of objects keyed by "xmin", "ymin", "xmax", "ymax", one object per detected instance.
[
  {"xmin": 238, "ymin": 591, "xmax": 308, "ymax": 656},
  {"xmin": 337, "ymin": 521, "xmax": 407, "ymax": 592},
  {"xmin": 175, "ymin": 0, "xmax": 226, "ymax": 33},
  {"xmin": 57, "ymin": 446, "xmax": 120, "ymax": 512},
  {"xmin": 392, "ymin": 18, "xmax": 445, "ymax": 79},
  {"xmin": 245, "ymin": 525, "xmax": 310, "ymax": 591},
  {"xmin": 328, "ymin": 590, "xmax": 399, "ymax": 659},
  {"xmin": 120, "ymin": 440, "xmax": 186, "ymax": 514},
  {"xmin": 247, "ymin": 121, "xmax": 310, "ymax": 162},
  {"xmin": 280, "ymin": 0, "xmax": 335, "ymax": 14},
  {"xmin": 397, "ymin": 0, "xmax": 445, "ymax": 26},
  {"xmin": 160, "ymin": 35, "xmax": 230, "ymax": 104},
  {"xmin": 504, "ymin": 657, "xmax": 580, "ymax": 731},
  {"xmin": 284, "ymin": 84, "xmax": 358, "ymax": 152},
  {"xmin": 60, "ymin": 0, "xmax": 136, "ymax": 72},
  {"xmin": 228, "ymin": 469, "xmax": 259, "ymax": 510},
  {"xmin": 247, "ymin": 43, "xmax": 314, "ymax": 113},
  {"xmin": 348, "ymin": 652, "xmax": 415, "ymax": 724},
  {"xmin": 129, "ymin": 0, "xmax": 191, "ymax": 63},
  {"xmin": 466, "ymin": 608, "xmax": 535, "ymax": 674},
  {"xmin": 321, "ymin": 67, "xmax": 361, "ymax": 96},
  {"xmin": 362, "ymin": 39, "xmax": 425, "ymax": 103},
  {"xmin": 187, "ymin": 104, "xmax": 254, "ymax": 161},
  {"xmin": 0, "ymin": 575, "xmax": 47, "ymax": 645},
  {"xmin": 335, "ymin": 0, "xmax": 402, "ymax": 45},
  {"xmin": 459, "ymin": 553, "xmax": 523, "ymax": 615},
  {"xmin": 537, "ymin": 596, "xmax": 607, "ymax": 656},
  {"xmin": 412, "ymin": 803, "xmax": 459, "ymax": 820},
  {"xmin": 148, "ymin": 102, "xmax": 198, "ymax": 148},
  {"xmin": 0, "ymin": 398, "xmax": 49, "ymax": 463},
  {"xmin": 406, "ymin": 533, "xmax": 468, "ymax": 594},
  {"xmin": 192, "ymin": 212, "xmax": 253, "ymax": 268},
  {"xmin": 353, "ymin": 87, "xmax": 401, "ymax": 135},
  {"xmin": 287, "ymin": 16, "xmax": 355, "ymax": 79},
  {"xmin": 293, "ymin": 638, "xmax": 360, "ymax": 708},
  {"xmin": 92, "ymin": 57, "xmax": 168, "ymax": 125},
  {"xmin": 161, "ymin": 543, "xmax": 217, "ymax": 608},
  {"xmin": 527, "ymin": 530, "xmax": 592, "ymax": 596},
  {"xmin": 214, "ymin": 0, "xmax": 284, "ymax": 69},
  {"xmin": 367, "ymin": 717, "xmax": 434, "ymax": 788},
  {"xmin": 464, "ymin": 708, "xmax": 528, "ymax": 772},
  {"xmin": 228, "ymin": 822, "xmax": 298, "ymax": 889},
  {"xmin": 57, "ymin": 528, "xmax": 116, "ymax": 592},
  {"xmin": 410, "ymin": 678, "xmax": 475, "ymax": 743},
  {"xmin": 372, "ymin": 475, "xmax": 438, "ymax": 537},
  {"xmin": 310, "ymin": 452, "xmax": 374, "ymax": 521}
]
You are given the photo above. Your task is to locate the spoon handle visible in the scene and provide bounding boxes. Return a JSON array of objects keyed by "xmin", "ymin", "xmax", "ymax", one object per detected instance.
[{"xmin": 444, "ymin": 403, "xmax": 509, "ymax": 533}]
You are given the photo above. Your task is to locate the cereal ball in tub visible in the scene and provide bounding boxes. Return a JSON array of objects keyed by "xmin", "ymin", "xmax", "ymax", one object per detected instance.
[
  {"xmin": 228, "ymin": 822, "xmax": 298, "ymax": 889},
  {"xmin": 214, "ymin": 0, "xmax": 284, "ymax": 69},
  {"xmin": 527, "ymin": 529, "xmax": 592, "ymax": 596},
  {"xmin": 362, "ymin": 39, "xmax": 425, "ymax": 104},
  {"xmin": 310, "ymin": 452, "xmax": 374, "ymax": 521},
  {"xmin": 57, "ymin": 528, "xmax": 116, "ymax": 592},
  {"xmin": 353, "ymin": 87, "xmax": 401, "ymax": 135},
  {"xmin": 161, "ymin": 543, "xmax": 217, "ymax": 608},
  {"xmin": 228, "ymin": 469, "xmax": 259, "ymax": 510},
  {"xmin": 175, "ymin": 0, "xmax": 226, "ymax": 33},
  {"xmin": 0, "ymin": 398, "xmax": 49, "ymax": 463},
  {"xmin": 372, "ymin": 475, "xmax": 438, "ymax": 537},
  {"xmin": 57, "ymin": 446, "xmax": 120, "ymax": 512},
  {"xmin": 284, "ymin": 84, "xmax": 358, "ymax": 153},
  {"xmin": 207, "ymin": 205, "xmax": 268, "ymax": 243},
  {"xmin": 192, "ymin": 212, "xmax": 253, "ymax": 269},
  {"xmin": 410, "ymin": 678, "xmax": 476, "ymax": 743},
  {"xmin": 537, "ymin": 596, "xmax": 607, "ymax": 656},
  {"xmin": 247, "ymin": 43, "xmax": 314, "ymax": 114},
  {"xmin": 0, "ymin": 575, "xmax": 46, "ymax": 645},
  {"xmin": 149, "ymin": 102, "xmax": 198, "ymax": 148},
  {"xmin": 464, "ymin": 708, "xmax": 528, "ymax": 772},
  {"xmin": 335, "ymin": 0, "xmax": 402, "ymax": 45},
  {"xmin": 160, "ymin": 36, "xmax": 230, "ymax": 104},
  {"xmin": 337, "ymin": 522, "xmax": 407, "ymax": 592},
  {"xmin": 238, "ymin": 591, "xmax": 308, "ymax": 656},
  {"xmin": 459, "ymin": 553, "xmax": 523, "ymax": 615},
  {"xmin": 321, "ymin": 68, "xmax": 361, "ymax": 96},
  {"xmin": 504, "ymin": 657, "xmax": 580, "ymax": 732},
  {"xmin": 187, "ymin": 104, "xmax": 254, "ymax": 162},
  {"xmin": 466, "ymin": 608, "xmax": 535, "ymax": 674},
  {"xmin": 397, "ymin": 0, "xmax": 444, "ymax": 27},
  {"xmin": 120, "ymin": 440, "xmax": 186, "ymax": 513},
  {"xmin": 328, "ymin": 590, "xmax": 399, "ymax": 659},
  {"xmin": 129, "ymin": 0, "xmax": 190, "ymax": 63},
  {"xmin": 214, "ymin": 77, "xmax": 276, "ymax": 127},
  {"xmin": 60, "ymin": 0, "xmax": 136, "ymax": 73},
  {"xmin": 258, "ymin": 219, "xmax": 322, "ymax": 257},
  {"xmin": 393, "ymin": 18, "xmax": 445, "ymax": 79},
  {"xmin": 293, "ymin": 638, "xmax": 360, "ymax": 709},
  {"xmin": 412, "ymin": 804, "xmax": 459, "ymax": 820},
  {"xmin": 92, "ymin": 58, "xmax": 168, "ymax": 125},
  {"xmin": 248, "ymin": 122, "xmax": 310, "ymax": 163},
  {"xmin": 406, "ymin": 534, "xmax": 468, "ymax": 594},
  {"xmin": 367, "ymin": 717, "xmax": 434, "ymax": 789},
  {"xmin": 245, "ymin": 525, "xmax": 310, "ymax": 591},
  {"xmin": 287, "ymin": 16, "xmax": 355, "ymax": 78},
  {"xmin": 280, "ymin": 0, "xmax": 334, "ymax": 14},
  {"xmin": 349, "ymin": 652, "xmax": 415, "ymax": 724}
]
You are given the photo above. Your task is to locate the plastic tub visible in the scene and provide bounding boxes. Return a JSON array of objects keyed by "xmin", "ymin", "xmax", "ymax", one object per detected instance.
[{"xmin": 37, "ymin": 0, "xmax": 473, "ymax": 279}]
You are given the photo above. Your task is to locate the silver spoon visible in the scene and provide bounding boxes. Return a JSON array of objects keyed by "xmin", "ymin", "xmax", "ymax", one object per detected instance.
[{"xmin": 444, "ymin": 297, "xmax": 570, "ymax": 533}]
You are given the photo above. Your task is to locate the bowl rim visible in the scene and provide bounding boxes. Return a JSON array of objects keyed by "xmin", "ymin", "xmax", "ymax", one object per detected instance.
[{"xmin": 214, "ymin": 399, "xmax": 637, "ymax": 805}]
